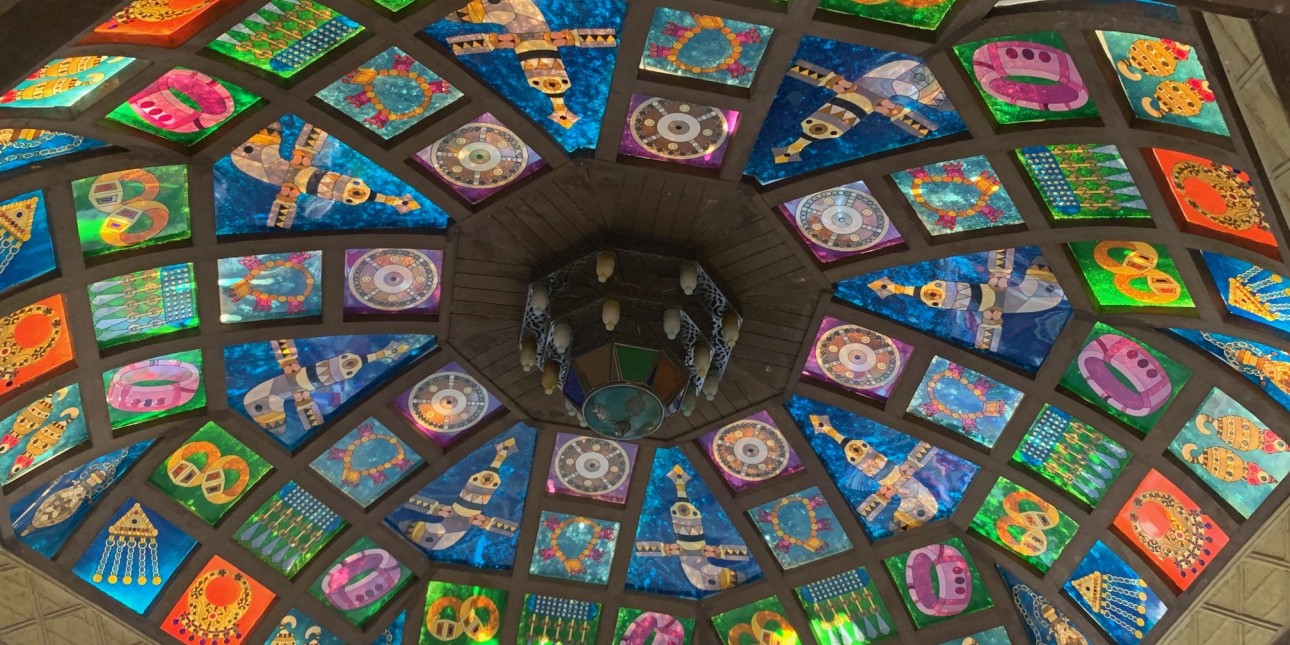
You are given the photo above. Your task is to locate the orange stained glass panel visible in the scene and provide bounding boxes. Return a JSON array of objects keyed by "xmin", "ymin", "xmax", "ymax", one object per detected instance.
[
  {"xmin": 0, "ymin": 294, "xmax": 74, "ymax": 402},
  {"xmin": 160, "ymin": 556, "xmax": 276, "ymax": 645},
  {"xmin": 84, "ymin": 0, "xmax": 239, "ymax": 48},
  {"xmin": 1111, "ymin": 468, "xmax": 1230, "ymax": 592},
  {"xmin": 1151, "ymin": 148, "xmax": 1278, "ymax": 259}
]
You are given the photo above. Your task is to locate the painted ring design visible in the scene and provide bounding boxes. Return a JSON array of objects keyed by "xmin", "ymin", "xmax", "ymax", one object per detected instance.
[
  {"xmin": 106, "ymin": 358, "xmax": 201, "ymax": 412},
  {"xmin": 971, "ymin": 40, "xmax": 1089, "ymax": 112},
  {"xmin": 321, "ymin": 548, "xmax": 402, "ymax": 611},
  {"xmin": 1077, "ymin": 333, "xmax": 1171, "ymax": 416}
]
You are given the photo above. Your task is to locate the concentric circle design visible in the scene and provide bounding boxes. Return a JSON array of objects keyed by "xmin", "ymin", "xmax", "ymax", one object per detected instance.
[
  {"xmin": 428, "ymin": 122, "xmax": 528, "ymax": 188},
  {"xmin": 553, "ymin": 436, "xmax": 631, "ymax": 496},
  {"xmin": 795, "ymin": 186, "xmax": 891, "ymax": 251},
  {"xmin": 814, "ymin": 324, "xmax": 902, "ymax": 390},
  {"xmin": 406, "ymin": 371, "xmax": 491, "ymax": 436},
  {"xmin": 348, "ymin": 249, "xmax": 438, "ymax": 311},
  {"xmin": 629, "ymin": 97, "xmax": 729, "ymax": 160},
  {"xmin": 711, "ymin": 420, "xmax": 790, "ymax": 481}
]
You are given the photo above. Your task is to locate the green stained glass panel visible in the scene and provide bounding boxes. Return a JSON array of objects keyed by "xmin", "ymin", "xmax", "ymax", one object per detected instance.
[
  {"xmin": 616, "ymin": 344, "xmax": 658, "ymax": 383},
  {"xmin": 88, "ymin": 263, "xmax": 198, "ymax": 348},
  {"xmin": 1068, "ymin": 241, "xmax": 1194, "ymax": 311},
  {"xmin": 104, "ymin": 67, "xmax": 262, "ymax": 146},
  {"xmin": 148, "ymin": 421, "xmax": 272, "ymax": 523},
  {"xmin": 711, "ymin": 596, "xmax": 800, "ymax": 644},
  {"xmin": 1059, "ymin": 322, "xmax": 1191, "ymax": 434},
  {"xmin": 420, "ymin": 581, "xmax": 508, "ymax": 645},
  {"xmin": 953, "ymin": 32, "xmax": 1097, "ymax": 125},
  {"xmin": 371, "ymin": 0, "xmax": 415, "ymax": 11},
  {"xmin": 1016, "ymin": 144, "xmax": 1149, "ymax": 220},
  {"xmin": 104, "ymin": 348, "xmax": 206, "ymax": 430},
  {"xmin": 310, "ymin": 536, "xmax": 413, "ymax": 627},
  {"xmin": 813, "ymin": 0, "xmax": 960, "ymax": 30},
  {"xmin": 207, "ymin": 0, "xmax": 363, "ymax": 80},
  {"xmin": 797, "ymin": 567, "xmax": 896, "ymax": 642},
  {"xmin": 1013, "ymin": 404, "xmax": 1129, "ymax": 506},
  {"xmin": 72, "ymin": 164, "xmax": 191, "ymax": 258},
  {"xmin": 519, "ymin": 594, "xmax": 601, "ymax": 644},
  {"xmin": 882, "ymin": 537, "xmax": 992, "ymax": 628},
  {"xmin": 968, "ymin": 477, "xmax": 1078, "ymax": 573},
  {"xmin": 611, "ymin": 607, "xmax": 694, "ymax": 644},
  {"xmin": 234, "ymin": 481, "xmax": 345, "ymax": 578}
]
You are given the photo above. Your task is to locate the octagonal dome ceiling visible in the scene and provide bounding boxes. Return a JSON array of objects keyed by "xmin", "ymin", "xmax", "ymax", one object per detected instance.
[{"xmin": 0, "ymin": 0, "xmax": 1286, "ymax": 643}]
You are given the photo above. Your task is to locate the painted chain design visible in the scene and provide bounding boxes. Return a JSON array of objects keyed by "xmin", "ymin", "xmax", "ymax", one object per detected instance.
[
  {"xmin": 539, "ymin": 515, "xmax": 613, "ymax": 576},
  {"xmin": 332, "ymin": 428, "xmax": 410, "ymax": 486},
  {"xmin": 424, "ymin": 594, "xmax": 501, "ymax": 642},
  {"xmin": 1170, "ymin": 160, "xmax": 1264, "ymax": 232},
  {"xmin": 1092, "ymin": 241, "xmax": 1183, "ymax": 304},
  {"xmin": 994, "ymin": 489, "xmax": 1061, "ymax": 557},
  {"xmin": 165, "ymin": 441, "xmax": 251, "ymax": 505},
  {"xmin": 223, "ymin": 252, "xmax": 317, "ymax": 313}
]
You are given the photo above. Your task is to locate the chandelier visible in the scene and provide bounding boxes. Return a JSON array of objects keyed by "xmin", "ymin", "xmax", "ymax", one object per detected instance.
[{"xmin": 518, "ymin": 245, "xmax": 741, "ymax": 439}]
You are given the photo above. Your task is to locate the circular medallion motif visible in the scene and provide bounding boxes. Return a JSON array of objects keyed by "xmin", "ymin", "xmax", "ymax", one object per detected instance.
[
  {"xmin": 814, "ymin": 324, "xmax": 902, "ymax": 390},
  {"xmin": 554, "ymin": 435, "xmax": 631, "ymax": 496},
  {"xmin": 629, "ymin": 97, "xmax": 729, "ymax": 160},
  {"xmin": 711, "ymin": 420, "xmax": 790, "ymax": 482},
  {"xmin": 795, "ymin": 187, "xmax": 891, "ymax": 251},
  {"xmin": 428, "ymin": 122, "xmax": 528, "ymax": 188},
  {"xmin": 348, "ymin": 248, "xmax": 438, "ymax": 311},
  {"xmin": 582, "ymin": 383, "xmax": 665, "ymax": 440},
  {"xmin": 407, "ymin": 371, "xmax": 490, "ymax": 436}
]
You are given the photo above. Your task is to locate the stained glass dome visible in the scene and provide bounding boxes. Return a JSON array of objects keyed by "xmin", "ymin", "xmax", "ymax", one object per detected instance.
[{"xmin": 0, "ymin": 0, "xmax": 1286, "ymax": 643}]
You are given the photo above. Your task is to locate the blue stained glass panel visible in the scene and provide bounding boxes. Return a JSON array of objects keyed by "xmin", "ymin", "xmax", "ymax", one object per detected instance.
[
  {"xmin": 10, "ymin": 441, "xmax": 153, "ymax": 558},
  {"xmin": 223, "ymin": 334, "xmax": 435, "ymax": 449},
  {"xmin": 0, "ymin": 191, "xmax": 55, "ymax": 294},
  {"xmin": 423, "ymin": 0, "xmax": 624, "ymax": 153},
  {"xmin": 744, "ymin": 36, "xmax": 966, "ymax": 184},
  {"xmin": 71, "ymin": 498, "xmax": 197, "ymax": 614},
  {"xmin": 907, "ymin": 356, "xmax": 1023, "ymax": 447},
  {"xmin": 1170, "ymin": 328, "xmax": 1290, "ymax": 414},
  {"xmin": 385, "ymin": 422, "xmax": 536, "ymax": 570},
  {"xmin": 837, "ymin": 246, "xmax": 1072, "ymax": 371},
  {"xmin": 0, "ymin": 56, "xmax": 136, "ymax": 112},
  {"xmin": 530, "ymin": 511, "xmax": 619, "ymax": 585},
  {"xmin": 1064, "ymin": 541, "xmax": 1166, "ymax": 645},
  {"xmin": 1200, "ymin": 251, "xmax": 1290, "ymax": 336},
  {"xmin": 218, "ymin": 251, "xmax": 323, "ymax": 323},
  {"xmin": 264, "ymin": 609, "xmax": 346, "ymax": 645},
  {"xmin": 317, "ymin": 47, "xmax": 463, "ymax": 140},
  {"xmin": 785, "ymin": 394, "xmax": 979, "ymax": 541},
  {"xmin": 372, "ymin": 611, "xmax": 404, "ymax": 645},
  {"xmin": 214, "ymin": 114, "xmax": 447, "ymax": 235},
  {"xmin": 310, "ymin": 418, "xmax": 422, "ymax": 508},
  {"xmin": 0, "ymin": 129, "xmax": 107, "ymax": 175},
  {"xmin": 0, "ymin": 384, "xmax": 89, "ymax": 485},
  {"xmin": 748, "ymin": 486, "xmax": 852, "ymax": 570},
  {"xmin": 640, "ymin": 9, "xmax": 772, "ymax": 88},
  {"xmin": 627, "ymin": 446, "xmax": 762, "ymax": 598},
  {"xmin": 893, "ymin": 156, "xmax": 1023, "ymax": 235},
  {"xmin": 1169, "ymin": 388, "xmax": 1288, "ymax": 518},
  {"xmin": 998, "ymin": 565, "xmax": 1093, "ymax": 645},
  {"xmin": 940, "ymin": 628, "xmax": 1011, "ymax": 645}
]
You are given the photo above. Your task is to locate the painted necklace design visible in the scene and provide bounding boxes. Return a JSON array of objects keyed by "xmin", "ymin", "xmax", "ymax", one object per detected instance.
[
  {"xmin": 0, "ymin": 129, "xmax": 87, "ymax": 167},
  {"xmin": 646, "ymin": 13, "xmax": 761, "ymax": 79},
  {"xmin": 757, "ymin": 493, "xmax": 830, "ymax": 553},
  {"xmin": 1170, "ymin": 160, "xmax": 1265, "ymax": 233},
  {"xmin": 1127, "ymin": 489, "xmax": 1216, "ymax": 580},
  {"xmin": 0, "ymin": 302, "xmax": 62, "ymax": 385},
  {"xmin": 1069, "ymin": 569, "xmax": 1150, "ymax": 640},
  {"xmin": 799, "ymin": 569, "xmax": 892, "ymax": 641},
  {"xmin": 917, "ymin": 362, "xmax": 1008, "ymax": 431},
  {"xmin": 536, "ymin": 514, "xmax": 615, "ymax": 576},
  {"xmin": 170, "ymin": 568, "xmax": 253, "ymax": 643},
  {"xmin": 327, "ymin": 421, "xmax": 414, "ymax": 486},
  {"xmin": 908, "ymin": 161, "xmax": 1004, "ymax": 231},
  {"xmin": 343, "ymin": 55, "xmax": 454, "ymax": 129},
  {"xmin": 223, "ymin": 252, "xmax": 317, "ymax": 313},
  {"xmin": 91, "ymin": 502, "xmax": 162, "ymax": 586},
  {"xmin": 2, "ymin": 389, "xmax": 79, "ymax": 478},
  {"xmin": 104, "ymin": 0, "xmax": 212, "ymax": 28}
]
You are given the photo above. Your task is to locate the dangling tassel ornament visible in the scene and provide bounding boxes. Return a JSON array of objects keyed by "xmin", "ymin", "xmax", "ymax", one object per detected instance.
[{"xmin": 92, "ymin": 502, "xmax": 160, "ymax": 586}]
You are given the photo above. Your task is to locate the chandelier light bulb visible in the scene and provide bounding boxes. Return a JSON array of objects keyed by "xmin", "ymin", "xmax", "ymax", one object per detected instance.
[
  {"xmin": 680, "ymin": 386, "xmax": 697, "ymax": 417},
  {"xmin": 542, "ymin": 361, "xmax": 560, "ymax": 394},
  {"xmin": 679, "ymin": 262, "xmax": 698, "ymax": 295},
  {"xmin": 602, "ymin": 298, "xmax": 620, "ymax": 331},
  {"xmin": 702, "ymin": 377, "xmax": 719, "ymax": 401},
  {"xmin": 553, "ymin": 322, "xmax": 573, "ymax": 354},
  {"xmin": 530, "ymin": 283, "xmax": 550, "ymax": 313},
  {"xmin": 663, "ymin": 308, "xmax": 681, "ymax": 339},
  {"xmin": 520, "ymin": 337, "xmax": 537, "ymax": 372},
  {"xmin": 596, "ymin": 250, "xmax": 616, "ymax": 283},
  {"xmin": 721, "ymin": 313, "xmax": 740, "ymax": 347},
  {"xmin": 693, "ymin": 343, "xmax": 712, "ymax": 378}
]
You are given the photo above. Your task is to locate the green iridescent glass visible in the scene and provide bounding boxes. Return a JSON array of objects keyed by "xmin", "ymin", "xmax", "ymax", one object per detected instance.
[
  {"xmin": 88, "ymin": 263, "xmax": 197, "ymax": 348},
  {"xmin": 234, "ymin": 481, "xmax": 345, "ymax": 578},
  {"xmin": 952, "ymin": 32, "xmax": 1098, "ymax": 125},
  {"xmin": 882, "ymin": 537, "xmax": 992, "ymax": 628},
  {"xmin": 797, "ymin": 567, "xmax": 896, "ymax": 642},
  {"xmin": 1013, "ymin": 404, "xmax": 1129, "ymax": 506},
  {"xmin": 1016, "ymin": 144, "xmax": 1150, "ymax": 220},
  {"xmin": 1059, "ymin": 322, "xmax": 1191, "ymax": 434},
  {"xmin": 611, "ymin": 607, "xmax": 694, "ymax": 644},
  {"xmin": 1069, "ymin": 241, "xmax": 1194, "ymax": 311},
  {"xmin": 104, "ymin": 68, "xmax": 262, "ymax": 146},
  {"xmin": 147, "ymin": 421, "xmax": 272, "ymax": 524},
  {"xmin": 421, "ymin": 581, "xmax": 509, "ymax": 645},
  {"xmin": 968, "ymin": 477, "xmax": 1078, "ymax": 573},
  {"xmin": 711, "ymin": 595, "xmax": 799, "ymax": 644},
  {"xmin": 310, "ymin": 536, "xmax": 413, "ymax": 627},
  {"xmin": 103, "ymin": 348, "xmax": 206, "ymax": 430},
  {"xmin": 73, "ymin": 164, "xmax": 190, "ymax": 258}
]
